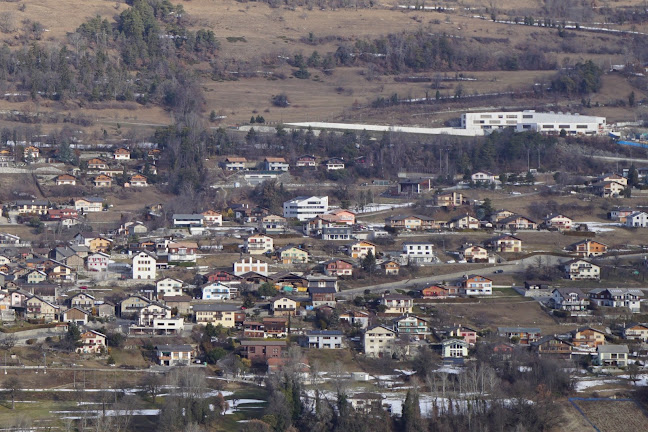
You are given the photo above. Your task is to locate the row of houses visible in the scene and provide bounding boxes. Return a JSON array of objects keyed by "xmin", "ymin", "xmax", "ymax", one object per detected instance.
[{"xmin": 221, "ymin": 156, "xmax": 350, "ymax": 172}]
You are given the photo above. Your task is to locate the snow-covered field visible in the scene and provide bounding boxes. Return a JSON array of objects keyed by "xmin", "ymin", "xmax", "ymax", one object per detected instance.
[
  {"xmin": 576, "ymin": 221, "xmax": 622, "ymax": 232},
  {"xmin": 355, "ymin": 202, "xmax": 413, "ymax": 214},
  {"xmin": 285, "ymin": 122, "xmax": 484, "ymax": 137}
]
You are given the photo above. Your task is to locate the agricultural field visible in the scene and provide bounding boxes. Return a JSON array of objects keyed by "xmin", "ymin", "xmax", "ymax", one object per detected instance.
[{"xmin": 572, "ymin": 399, "xmax": 648, "ymax": 432}]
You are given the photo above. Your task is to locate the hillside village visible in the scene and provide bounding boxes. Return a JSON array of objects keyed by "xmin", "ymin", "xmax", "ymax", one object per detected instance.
[{"xmin": 1, "ymin": 111, "xmax": 648, "ymax": 430}]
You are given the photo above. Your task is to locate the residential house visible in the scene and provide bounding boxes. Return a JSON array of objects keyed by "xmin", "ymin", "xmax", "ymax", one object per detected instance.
[
  {"xmin": 23, "ymin": 145, "xmax": 40, "ymax": 160},
  {"xmin": 531, "ymin": 336, "xmax": 573, "ymax": 359},
  {"xmin": 15, "ymin": 199, "xmax": 49, "ymax": 215},
  {"xmin": 118, "ymin": 295, "xmax": 151, "ymax": 318},
  {"xmin": 113, "ymin": 147, "xmax": 131, "ymax": 160},
  {"xmin": 595, "ymin": 344, "xmax": 629, "ymax": 367},
  {"xmin": 442, "ymin": 339, "xmax": 469, "ymax": 358},
  {"xmin": 202, "ymin": 282, "xmax": 234, "ymax": 301},
  {"xmin": 87, "ymin": 237, "xmax": 112, "ymax": 253},
  {"xmin": 277, "ymin": 246, "xmax": 309, "ymax": 264},
  {"xmin": 592, "ymin": 180, "xmax": 626, "ymax": 198},
  {"xmin": 172, "ymin": 214, "xmax": 204, "ymax": 228},
  {"xmin": 348, "ymin": 393, "xmax": 385, "ymax": 413},
  {"xmin": 551, "ymin": 288, "xmax": 589, "ymax": 311},
  {"xmin": 86, "ymin": 252, "xmax": 110, "ymax": 272},
  {"xmin": 295, "ymin": 155, "xmax": 317, "ymax": 167},
  {"xmin": 380, "ymin": 294, "xmax": 413, "ymax": 314},
  {"xmin": 309, "ymin": 287, "xmax": 336, "ymax": 308},
  {"xmin": 240, "ymin": 340, "xmax": 286, "ymax": 362},
  {"xmin": 69, "ymin": 292, "xmax": 95, "ymax": 310},
  {"xmin": 323, "ymin": 157, "xmax": 345, "ymax": 170},
  {"xmin": 571, "ymin": 327, "xmax": 606, "ymax": 348},
  {"xmin": 306, "ymin": 275, "xmax": 338, "ymax": 292},
  {"xmin": 328, "ymin": 209, "xmax": 356, "ymax": 225},
  {"xmin": 394, "ymin": 315, "xmax": 430, "ymax": 339},
  {"xmin": 350, "ymin": 241, "xmax": 377, "ymax": 259},
  {"xmin": 609, "ymin": 207, "xmax": 634, "ymax": 223},
  {"xmin": 26, "ymin": 270, "xmax": 46, "ymax": 284},
  {"xmin": 460, "ymin": 275, "xmax": 493, "ymax": 296},
  {"xmin": 233, "ymin": 257, "xmax": 268, "ymax": 276},
  {"xmin": 433, "ymin": 191, "xmax": 463, "ymax": 207},
  {"xmin": 156, "ymin": 277, "xmax": 184, "ymax": 298},
  {"xmin": 588, "ymin": 288, "xmax": 643, "ymax": 313},
  {"xmin": 87, "ymin": 158, "xmax": 107, "ymax": 170},
  {"xmin": 25, "ymin": 296, "xmax": 59, "ymax": 322},
  {"xmin": 259, "ymin": 214, "xmax": 287, "ymax": 234},
  {"xmin": 598, "ymin": 173, "xmax": 628, "ymax": 186},
  {"xmin": 564, "ymin": 259, "xmax": 600, "ymax": 280},
  {"xmin": 398, "ymin": 178, "xmax": 432, "ymax": 194},
  {"xmin": 568, "ymin": 239, "xmax": 608, "ymax": 257},
  {"xmin": 162, "ymin": 296, "xmax": 192, "ymax": 315},
  {"xmin": 420, "ymin": 285, "xmax": 452, "ymax": 299},
  {"xmin": 321, "ymin": 225, "xmax": 352, "ymax": 241},
  {"xmin": 489, "ymin": 209, "xmax": 516, "ymax": 223},
  {"xmin": 544, "ymin": 213, "xmax": 574, "ymax": 230},
  {"xmin": 385, "ymin": 215, "xmax": 438, "ymax": 231},
  {"xmin": 264, "ymin": 157, "xmax": 289, "ymax": 171},
  {"xmin": 222, "ymin": 157, "xmax": 247, "ymax": 171},
  {"xmin": 462, "ymin": 245, "xmax": 489, "ymax": 262},
  {"xmin": 156, "ymin": 344, "xmax": 193, "ymax": 366},
  {"xmin": 75, "ymin": 197, "xmax": 104, "ymax": 213},
  {"xmin": 304, "ymin": 330, "xmax": 344, "ymax": 349},
  {"xmin": 76, "ymin": 330, "xmax": 106, "ymax": 354},
  {"xmin": 55, "ymin": 174, "xmax": 77, "ymax": 186},
  {"xmin": 48, "ymin": 209, "xmax": 79, "ymax": 221},
  {"xmin": 447, "ymin": 214, "xmax": 479, "ymax": 229},
  {"xmin": 132, "ymin": 251, "xmax": 156, "ymax": 280},
  {"xmin": 449, "ymin": 325, "xmax": 478, "ymax": 345},
  {"xmin": 622, "ymin": 323, "xmax": 648, "ymax": 341},
  {"xmin": 205, "ymin": 270, "xmax": 241, "ymax": 284},
  {"xmin": 381, "ymin": 260, "xmax": 400, "ymax": 276},
  {"xmin": 471, "ymin": 171, "xmax": 496, "ymax": 183},
  {"xmin": 495, "ymin": 215, "xmax": 538, "ymax": 230},
  {"xmin": 167, "ymin": 242, "xmax": 198, "ymax": 263},
  {"xmin": 130, "ymin": 174, "xmax": 148, "ymax": 187},
  {"xmin": 245, "ymin": 234, "xmax": 274, "ymax": 255},
  {"xmin": 486, "ymin": 235, "xmax": 522, "ymax": 253},
  {"xmin": 62, "ymin": 307, "xmax": 90, "ymax": 326},
  {"xmin": 324, "ymin": 259, "xmax": 354, "ymax": 277},
  {"xmin": 263, "ymin": 317, "xmax": 288, "ymax": 338},
  {"xmin": 283, "ymin": 196, "xmax": 329, "ymax": 221},
  {"xmin": 364, "ymin": 325, "xmax": 397, "ymax": 358},
  {"xmin": 626, "ymin": 211, "xmax": 648, "ymax": 228},
  {"xmin": 202, "ymin": 210, "xmax": 223, "ymax": 226},
  {"xmin": 139, "ymin": 302, "xmax": 171, "ymax": 326},
  {"xmin": 93, "ymin": 175, "xmax": 112, "ymax": 188},
  {"xmin": 340, "ymin": 310, "xmax": 370, "ymax": 329},
  {"xmin": 401, "ymin": 242, "xmax": 436, "ymax": 264},
  {"xmin": 194, "ymin": 304, "xmax": 243, "ymax": 327},
  {"xmin": 498, "ymin": 326, "xmax": 541, "ymax": 345},
  {"xmin": 271, "ymin": 297, "xmax": 298, "ymax": 316}
]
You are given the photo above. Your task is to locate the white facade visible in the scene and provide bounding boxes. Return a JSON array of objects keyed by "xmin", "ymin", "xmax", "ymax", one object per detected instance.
[
  {"xmin": 471, "ymin": 172, "xmax": 496, "ymax": 183},
  {"xmin": 626, "ymin": 212, "xmax": 648, "ymax": 228},
  {"xmin": 364, "ymin": 325, "xmax": 396, "ymax": 358},
  {"xmin": 442, "ymin": 339, "xmax": 469, "ymax": 358},
  {"xmin": 565, "ymin": 260, "xmax": 600, "ymax": 280},
  {"xmin": 306, "ymin": 331, "xmax": 344, "ymax": 349},
  {"xmin": 86, "ymin": 252, "xmax": 110, "ymax": 272},
  {"xmin": 156, "ymin": 278, "xmax": 184, "ymax": 297},
  {"xmin": 401, "ymin": 242, "xmax": 436, "ymax": 264},
  {"xmin": 283, "ymin": 196, "xmax": 329, "ymax": 221},
  {"xmin": 202, "ymin": 282, "xmax": 234, "ymax": 300},
  {"xmin": 233, "ymin": 257, "xmax": 268, "ymax": 276},
  {"xmin": 462, "ymin": 111, "xmax": 606, "ymax": 135},
  {"xmin": 75, "ymin": 198, "xmax": 103, "ymax": 213},
  {"xmin": 245, "ymin": 234, "xmax": 274, "ymax": 255},
  {"xmin": 132, "ymin": 251, "xmax": 156, "ymax": 280}
]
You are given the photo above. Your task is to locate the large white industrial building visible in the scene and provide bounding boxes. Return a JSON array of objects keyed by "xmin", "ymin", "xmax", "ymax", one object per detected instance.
[
  {"xmin": 461, "ymin": 110, "xmax": 607, "ymax": 135},
  {"xmin": 283, "ymin": 196, "xmax": 329, "ymax": 221}
]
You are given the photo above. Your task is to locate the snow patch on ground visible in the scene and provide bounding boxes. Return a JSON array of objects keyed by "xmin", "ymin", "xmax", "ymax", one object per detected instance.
[{"xmin": 576, "ymin": 221, "xmax": 622, "ymax": 232}]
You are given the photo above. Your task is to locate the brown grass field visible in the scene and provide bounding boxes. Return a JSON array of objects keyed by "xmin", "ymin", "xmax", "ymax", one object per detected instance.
[
  {"xmin": 572, "ymin": 399, "xmax": 648, "ymax": 432},
  {"xmin": 0, "ymin": 0, "xmax": 640, "ymax": 131}
]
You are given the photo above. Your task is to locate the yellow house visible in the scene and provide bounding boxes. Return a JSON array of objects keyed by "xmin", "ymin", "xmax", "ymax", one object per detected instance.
[
  {"xmin": 194, "ymin": 304, "xmax": 241, "ymax": 328},
  {"xmin": 278, "ymin": 246, "xmax": 309, "ymax": 264},
  {"xmin": 88, "ymin": 237, "xmax": 112, "ymax": 253},
  {"xmin": 350, "ymin": 241, "xmax": 377, "ymax": 259}
]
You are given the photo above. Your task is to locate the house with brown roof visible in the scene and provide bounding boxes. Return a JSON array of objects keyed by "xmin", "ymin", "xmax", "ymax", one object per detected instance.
[
  {"xmin": 420, "ymin": 285, "xmax": 451, "ymax": 299},
  {"xmin": 433, "ymin": 191, "xmax": 463, "ymax": 207},
  {"xmin": 222, "ymin": 157, "xmax": 247, "ymax": 171},
  {"xmin": 202, "ymin": 210, "xmax": 223, "ymax": 226},
  {"xmin": 381, "ymin": 260, "xmax": 400, "ymax": 276},
  {"xmin": 55, "ymin": 174, "xmax": 77, "ymax": 186},
  {"xmin": 494, "ymin": 215, "xmax": 537, "ymax": 230},
  {"xmin": 385, "ymin": 214, "xmax": 438, "ymax": 230},
  {"xmin": 486, "ymin": 234, "xmax": 523, "ymax": 253},
  {"xmin": 264, "ymin": 157, "xmax": 289, "ymax": 171},
  {"xmin": 571, "ymin": 327, "xmax": 606, "ymax": 348},
  {"xmin": 113, "ymin": 148, "xmax": 131, "ymax": 160},
  {"xmin": 567, "ymin": 239, "xmax": 608, "ymax": 257},
  {"xmin": 130, "ymin": 174, "xmax": 148, "ymax": 187},
  {"xmin": 87, "ymin": 158, "xmax": 108, "ymax": 170},
  {"xmin": 93, "ymin": 175, "xmax": 112, "ymax": 188},
  {"xmin": 77, "ymin": 330, "xmax": 106, "ymax": 354}
]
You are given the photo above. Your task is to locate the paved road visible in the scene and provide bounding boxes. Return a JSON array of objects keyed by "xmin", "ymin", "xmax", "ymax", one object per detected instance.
[{"xmin": 338, "ymin": 254, "xmax": 570, "ymax": 297}]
